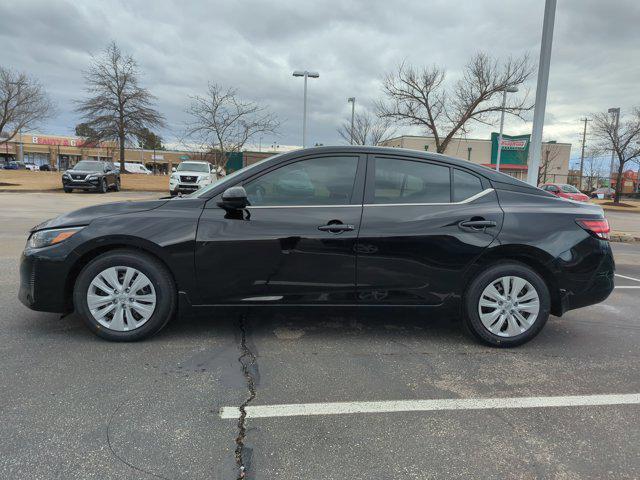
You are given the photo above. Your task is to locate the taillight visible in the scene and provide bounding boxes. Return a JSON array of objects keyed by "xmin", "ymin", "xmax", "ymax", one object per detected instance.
[{"xmin": 576, "ymin": 218, "xmax": 610, "ymax": 240}]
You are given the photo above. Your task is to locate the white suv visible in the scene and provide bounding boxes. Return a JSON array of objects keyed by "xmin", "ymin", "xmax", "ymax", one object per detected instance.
[{"xmin": 169, "ymin": 161, "xmax": 225, "ymax": 196}]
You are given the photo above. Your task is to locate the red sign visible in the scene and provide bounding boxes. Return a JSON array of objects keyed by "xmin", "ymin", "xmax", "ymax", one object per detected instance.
[{"xmin": 31, "ymin": 136, "xmax": 106, "ymax": 148}]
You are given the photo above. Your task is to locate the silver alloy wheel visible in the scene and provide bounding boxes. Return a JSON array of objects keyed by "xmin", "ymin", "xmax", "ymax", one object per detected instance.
[
  {"xmin": 86, "ymin": 266, "xmax": 156, "ymax": 332},
  {"xmin": 477, "ymin": 275, "xmax": 540, "ymax": 337}
]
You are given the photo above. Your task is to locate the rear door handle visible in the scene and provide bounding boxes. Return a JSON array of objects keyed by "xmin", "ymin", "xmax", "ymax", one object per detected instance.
[
  {"xmin": 459, "ymin": 220, "xmax": 497, "ymax": 229},
  {"xmin": 318, "ymin": 224, "xmax": 355, "ymax": 232}
]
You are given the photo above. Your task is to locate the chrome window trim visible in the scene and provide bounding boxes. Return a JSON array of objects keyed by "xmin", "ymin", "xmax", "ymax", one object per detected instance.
[
  {"xmin": 244, "ymin": 188, "xmax": 493, "ymax": 209},
  {"xmin": 247, "ymin": 204, "xmax": 361, "ymax": 209},
  {"xmin": 364, "ymin": 188, "xmax": 494, "ymax": 207}
]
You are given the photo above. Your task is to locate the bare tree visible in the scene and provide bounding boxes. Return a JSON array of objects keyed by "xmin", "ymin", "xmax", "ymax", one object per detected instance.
[
  {"xmin": 582, "ymin": 148, "xmax": 606, "ymax": 192},
  {"xmin": 377, "ymin": 52, "xmax": 534, "ymax": 153},
  {"xmin": 591, "ymin": 108, "xmax": 640, "ymax": 203},
  {"xmin": 0, "ymin": 67, "xmax": 54, "ymax": 144},
  {"xmin": 184, "ymin": 83, "xmax": 279, "ymax": 176},
  {"xmin": 75, "ymin": 42, "xmax": 165, "ymax": 171},
  {"xmin": 337, "ymin": 110, "xmax": 395, "ymax": 146},
  {"xmin": 538, "ymin": 142, "xmax": 561, "ymax": 184}
]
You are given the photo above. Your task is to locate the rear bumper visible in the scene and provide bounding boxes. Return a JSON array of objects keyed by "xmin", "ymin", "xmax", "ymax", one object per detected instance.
[{"xmin": 553, "ymin": 237, "xmax": 615, "ymax": 315}]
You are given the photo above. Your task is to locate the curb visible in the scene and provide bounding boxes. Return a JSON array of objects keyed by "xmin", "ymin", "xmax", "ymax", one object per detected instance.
[{"xmin": 610, "ymin": 232, "xmax": 640, "ymax": 243}]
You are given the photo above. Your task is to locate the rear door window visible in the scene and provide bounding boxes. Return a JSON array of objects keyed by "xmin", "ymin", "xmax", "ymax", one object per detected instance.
[
  {"xmin": 372, "ymin": 157, "xmax": 450, "ymax": 204},
  {"xmin": 452, "ymin": 169, "xmax": 483, "ymax": 202}
]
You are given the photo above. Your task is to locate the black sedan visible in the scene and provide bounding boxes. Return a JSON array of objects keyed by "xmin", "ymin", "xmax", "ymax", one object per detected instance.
[
  {"xmin": 61, "ymin": 160, "xmax": 120, "ymax": 193},
  {"xmin": 20, "ymin": 146, "xmax": 614, "ymax": 346}
]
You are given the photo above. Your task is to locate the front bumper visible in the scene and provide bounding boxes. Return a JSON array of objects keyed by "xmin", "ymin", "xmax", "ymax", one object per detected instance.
[
  {"xmin": 62, "ymin": 177, "xmax": 101, "ymax": 190},
  {"xmin": 19, "ymin": 248, "xmax": 73, "ymax": 313}
]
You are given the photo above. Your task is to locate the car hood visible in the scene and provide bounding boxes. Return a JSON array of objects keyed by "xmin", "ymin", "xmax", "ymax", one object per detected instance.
[{"xmin": 33, "ymin": 199, "xmax": 169, "ymax": 231}]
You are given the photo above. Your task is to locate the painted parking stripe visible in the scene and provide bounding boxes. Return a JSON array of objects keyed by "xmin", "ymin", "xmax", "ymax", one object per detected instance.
[
  {"xmin": 615, "ymin": 286, "xmax": 640, "ymax": 289},
  {"xmin": 219, "ymin": 393, "xmax": 640, "ymax": 419},
  {"xmin": 615, "ymin": 274, "xmax": 640, "ymax": 283}
]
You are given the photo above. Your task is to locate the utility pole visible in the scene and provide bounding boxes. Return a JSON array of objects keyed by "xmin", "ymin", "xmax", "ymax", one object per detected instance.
[
  {"xmin": 347, "ymin": 97, "xmax": 356, "ymax": 145},
  {"xmin": 579, "ymin": 117, "xmax": 590, "ymax": 190},
  {"xmin": 608, "ymin": 107, "xmax": 620, "ymax": 188},
  {"xmin": 526, "ymin": 0, "xmax": 557, "ymax": 186}
]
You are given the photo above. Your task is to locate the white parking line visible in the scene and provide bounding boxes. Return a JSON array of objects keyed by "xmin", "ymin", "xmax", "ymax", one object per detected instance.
[
  {"xmin": 219, "ymin": 393, "xmax": 640, "ymax": 419},
  {"xmin": 615, "ymin": 286, "xmax": 640, "ymax": 289},
  {"xmin": 615, "ymin": 274, "xmax": 640, "ymax": 283}
]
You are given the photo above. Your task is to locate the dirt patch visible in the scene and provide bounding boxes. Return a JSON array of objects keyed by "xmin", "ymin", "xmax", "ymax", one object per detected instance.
[{"xmin": 602, "ymin": 201, "xmax": 637, "ymax": 208}]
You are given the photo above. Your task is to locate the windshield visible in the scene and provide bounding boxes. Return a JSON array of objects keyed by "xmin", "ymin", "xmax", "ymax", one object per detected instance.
[
  {"xmin": 189, "ymin": 155, "xmax": 280, "ymax": 198},
  {"xmin": 73, "ymin": 161, "xmax": 103, "ymax": 171},
  {"xmin": 561, "ymin": 184, "xmax": 579, "ymax": 193},
  {"xmin": 177, "ymin": 162, "xmax": 210, "ymax": 172}
]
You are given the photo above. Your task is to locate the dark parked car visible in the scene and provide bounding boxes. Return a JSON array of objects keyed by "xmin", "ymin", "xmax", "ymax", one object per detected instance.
[
  {"xmin": 61, "ymin": 160, "xmax": 120, "ymax": 193},
  {"xmin": 4, "ymin": 161, "xmax": 27, "ymax": 170},
  {"xmin": 20, "ymin": 147, "xmax": 614, "ymax": 346},
  {"xmin": 39, "ymin": 164, "xmax": 56, "ymax": 172}
]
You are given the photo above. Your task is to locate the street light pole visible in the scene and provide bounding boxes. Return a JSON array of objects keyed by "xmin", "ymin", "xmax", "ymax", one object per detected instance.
[
  {"xmin": 526, "ymin": 0, "xmax": 557, "ymax": 186},
  {"xmin": 293, "ymin": 70, "xmax": 319, "ymax": 148},
  {"xmin": 495, "ymin": 87, "xmax": 519, "ymax": 172},
  {"xmin": 347, "ymin": 97, "xmax": 356, "ymax": 145},
  {"xmin": 608, "ymin": 107, "xmax": 620, "ymax": 188}
]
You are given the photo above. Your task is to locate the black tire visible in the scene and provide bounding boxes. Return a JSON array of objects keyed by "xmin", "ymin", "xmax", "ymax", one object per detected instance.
[
  {"xmin": 64, "ymin": 188, "xmax": 73, "ymax": 193},
  {"xmin": 114, "ymin": 177, "xmax": 121, "ymax": 191},
  {"xmin": 100, "ymin": 178, "xmax": 108, "ymax": 193},
  {"xmin": 169, "ymin": 190, "xmax": 177, "ymax": 197},
  {"xmin": 463, "ymin": 262, "xmax": 550, "ymax": 347},
  {"xmin": 73, "ymin": 249, "xmax": 176, "ymax": 341}
]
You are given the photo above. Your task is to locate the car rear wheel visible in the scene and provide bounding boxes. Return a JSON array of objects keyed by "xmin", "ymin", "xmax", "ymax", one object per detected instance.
[
  {"xmin": 114, "ymin": 178, "xmax": 121, "ymax": 191},
  {"xmin": 73, "ymin": 249, "xmax": 176, "ymax": 341},
  {"xmin": 64, "ymin": 188, "xmax": 73, "ymax": 193},
  {"xmin": 100, "ymin": 178, "xmax": 108, "ymax": 193},
  {"xmin": 463, "ymin": 263, "xmax": 550, "ymax": 347}
]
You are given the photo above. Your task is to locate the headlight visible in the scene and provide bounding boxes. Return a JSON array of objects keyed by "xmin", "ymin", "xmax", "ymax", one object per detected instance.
[
  {"xmin": 170, "ymin": 173, "xmax": 178, "ymax": 180},
  {"xmin": 87, "ymin": 175, "xmax": 98, "ymax": 180},
  {"xmin": 62, "ymin": 173, "xmax": 70, "ymax": 179},
  {"xmin": 27, "ymin": 227, "xmax": 84, "ymax": 249}
]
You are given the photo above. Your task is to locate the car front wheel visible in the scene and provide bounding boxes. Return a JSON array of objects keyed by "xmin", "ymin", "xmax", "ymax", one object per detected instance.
[
  {"xmin": 99, "ymin": 178, "xmax": 108, "ymax": 193},
  {"xmin": 463, "ymin": 262, "xmax": 550, "ymax": 347},
  {"xmin": 73, "ymin": 249, "xmax": 176, "ymax": 341}
]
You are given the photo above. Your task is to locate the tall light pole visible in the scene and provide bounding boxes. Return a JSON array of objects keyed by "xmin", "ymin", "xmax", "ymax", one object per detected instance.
[
  {"xmin": 526, "ymin": 0, "xmax": 557, "ymax": 186},
  {"xmin": 347, "ymin": 97, "xmax": 356, "ymax": 145},
  {"xmin": 579, "ymin": 117, "xmax": 590, "ymax": 190},
  {"xmin": 608, "ymin": 107, "xmax": 620, "ymax": 188},
  {"xmin": 495, "ymin": 86, "xmax": 519, "ymax": 172},
  {"xmin": 293, "ymin": 70, "xmax": 319, "ymax": 148}
]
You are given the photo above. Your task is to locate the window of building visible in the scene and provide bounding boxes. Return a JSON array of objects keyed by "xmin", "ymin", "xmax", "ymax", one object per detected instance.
[
  {"xmin": 373, "ymin": 157, "xmax": 450, "ymax": 204},
  {"xmin": 453, "ymin": 169, "xmax": 483, "ymax": 202},
  {"xmin": 245, "ymin": 156, "xmax": 359, "ymax": 206}
]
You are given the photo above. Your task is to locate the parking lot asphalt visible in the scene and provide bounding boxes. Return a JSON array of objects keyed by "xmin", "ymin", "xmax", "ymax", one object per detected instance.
[{"xmin": 1, "ymin": 192, "xmax": 639, "ymax": 479}]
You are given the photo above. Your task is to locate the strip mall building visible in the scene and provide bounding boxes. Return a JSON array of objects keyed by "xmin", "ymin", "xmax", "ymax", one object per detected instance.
[
  {"xmin": 379, "ymin": 134, "xmax": 571, "ymax": 182},
  {"xmin": 0, "ymin": 134, "xmax": 274, "ymax": 173}
]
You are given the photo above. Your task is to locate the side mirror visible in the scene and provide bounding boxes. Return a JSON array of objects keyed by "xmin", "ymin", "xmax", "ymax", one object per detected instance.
[
  {"xmin": 218, "ymin": 186, "xmax": 249, "ymax": 210},
  {"xmin": 171, "ymin": 167, "xmax": 177, "ymax": 173}
]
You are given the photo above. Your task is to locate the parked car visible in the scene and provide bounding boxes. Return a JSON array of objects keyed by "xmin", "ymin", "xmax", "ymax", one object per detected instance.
[
  {"xmin": 4, "ymin": 161, "xmax": 27, "ymax": 170},
  {"xmin": 24, "ymin": 163, "xmax": 38, "ymax": 171},
  {"xmin": 169, "ymin": 161, "xmax": 224, "ymax": 196},
  {"xmin": 540, "ymin": 183, "xmax": 590, "ymax": 202},
  {"xmin": 124, "ymin": 162, "xmax": 152, "ymax": 175},
  {"xmin": 590, "ymin": 187, "xmax": 615, "ymax": 199},
  {"xmin": 39, "ymin": 164, "xmax": 56, "ymax": 172},
  {"xmin": 20, "ymin": 146, "xmax": 614, "ymax": 346},
  {"xmin": 61, "ymin": 160, "xmax": 120, "ymax": 193}
]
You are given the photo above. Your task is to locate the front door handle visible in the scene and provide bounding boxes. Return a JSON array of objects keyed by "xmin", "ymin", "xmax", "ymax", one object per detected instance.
[
  {"xmin": 459, "ymin": 220, "xmax": 497, "ymax": 229},
  {"xmin": 318, "ymin": 224, "xmax": 355, "ymax": 233}
]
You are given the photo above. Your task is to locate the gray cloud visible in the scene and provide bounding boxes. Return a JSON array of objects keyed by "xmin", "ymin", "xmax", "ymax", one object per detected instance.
[{"xmin": 1, "ymin": 0, "xmax": 639, "ymax": 151}]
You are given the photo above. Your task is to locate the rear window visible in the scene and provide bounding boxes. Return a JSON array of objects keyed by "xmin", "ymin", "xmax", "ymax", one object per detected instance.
[
  {"xmin": 561, "ymin": 184, "xmax": 579, "ymax": 193},
  {"xmin": 453, "ymin": 169, "xmax": 483, "ymax": 202}
]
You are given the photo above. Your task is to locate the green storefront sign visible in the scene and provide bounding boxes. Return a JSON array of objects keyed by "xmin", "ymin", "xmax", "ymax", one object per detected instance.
[{"xmin": 490, "ymin": 133, "xmax": 530, "ymax": 165}]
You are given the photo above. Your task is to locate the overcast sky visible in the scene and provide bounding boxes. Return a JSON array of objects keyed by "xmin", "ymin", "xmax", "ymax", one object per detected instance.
[{"xmin": 1, "ymin": 0, "xmax": 639, "ymax": 158}]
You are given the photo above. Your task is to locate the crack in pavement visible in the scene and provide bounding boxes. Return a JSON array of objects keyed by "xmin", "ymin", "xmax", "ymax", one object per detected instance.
[{"xmin": 235, "ymin": 315, "xmax": 257, "ymax": 479}]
